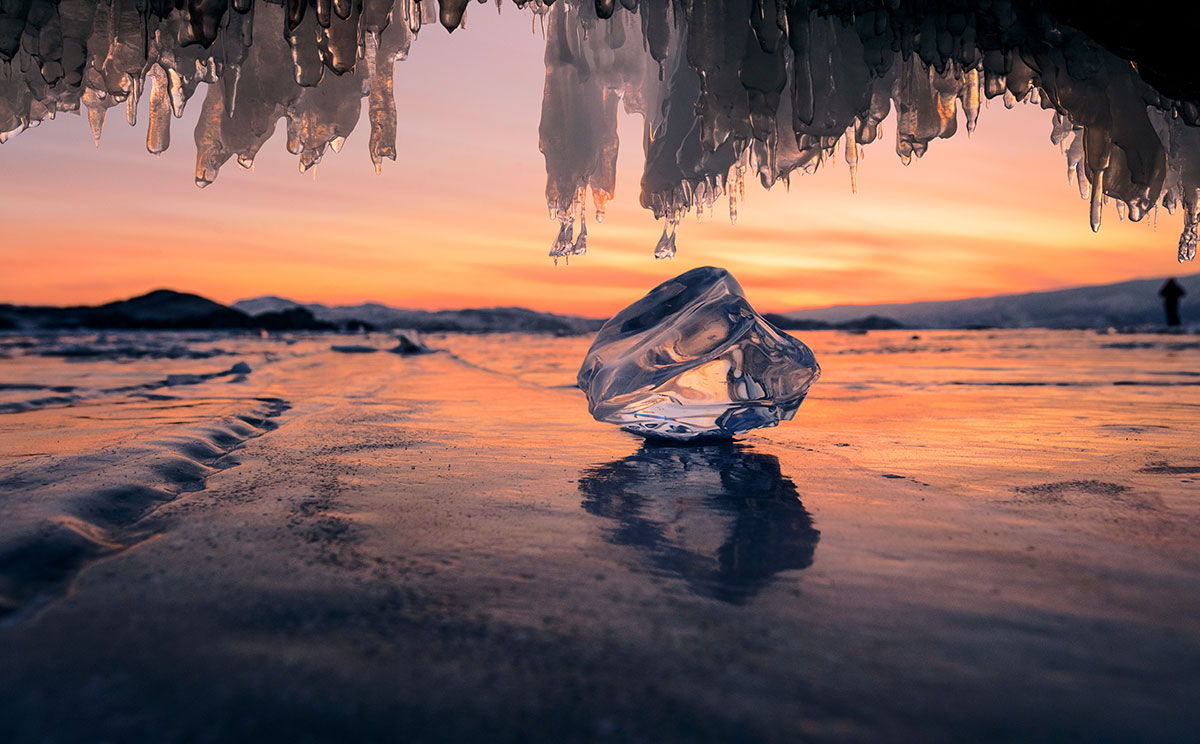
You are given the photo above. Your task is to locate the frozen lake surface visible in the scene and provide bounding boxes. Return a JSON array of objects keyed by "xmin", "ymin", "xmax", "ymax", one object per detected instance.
[{"xmin": 0, "ymin": 329, "xmax": 1197, "ymax": 742}]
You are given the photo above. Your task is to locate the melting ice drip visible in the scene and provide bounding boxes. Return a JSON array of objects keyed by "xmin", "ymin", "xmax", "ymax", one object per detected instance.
[
  {"xmin": 577, "ymin": 266, "xmax": 820, "ymax": 441},
  {"xmin": 0, "ymin": 0, "xmax": 1198, "ymax": 260}
]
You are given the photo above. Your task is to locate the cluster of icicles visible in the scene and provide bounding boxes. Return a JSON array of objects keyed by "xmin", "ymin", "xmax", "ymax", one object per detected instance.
[
  {"xmin": 0, "ymin": 0, "xmax": 531, "ymax": 181},
  {"xmin": 0, "ymin": 0, "xmax": 1198, "ymax": 262},
  {"xmin": 539, "ymin": 0, "xmax": 1200, "ymax": 263}
]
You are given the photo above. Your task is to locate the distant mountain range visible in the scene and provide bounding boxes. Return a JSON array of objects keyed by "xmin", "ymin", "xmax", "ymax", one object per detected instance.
[
  {"xmin": 232, "ymin": 296, "xmax": 604, "ymax": 335},
  {"xmin": 2, "ymin": 273, "xmax": 1194, "ymax": 334},
  {"xmin": 762, "ymin": 314, "xmax": 907, "ymax": 332},
  {"xmin": 780, "ymin": 273, "xmax": 1199, "ymax": 329},
  {"xmin": 0, "ymin": 290, "xmax": 335, "ymax": 331},
  {"xmin": 0, "ymin": 290, "xmax": 603, "ymax": 334}
]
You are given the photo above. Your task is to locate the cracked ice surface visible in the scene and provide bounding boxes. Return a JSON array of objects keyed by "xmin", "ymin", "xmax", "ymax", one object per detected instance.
[
  {"xmin": 578, "ymin": 266, "xmax": 820, "ymax": 441},
  {"xmin": 1, "ymin": 1, "xmax": 1200, "ymax": 260}
]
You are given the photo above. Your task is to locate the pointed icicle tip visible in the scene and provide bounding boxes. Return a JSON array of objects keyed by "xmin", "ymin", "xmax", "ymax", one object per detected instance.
[
  {"xmin": 1089, "ymin": 170, "xmax": 1105, "ymax": 233},
  {"xmin": 86, "ymin": 107, "xmax": 105, "ymax": 147},
  {"xmin": 438, "ymin": 0, "xmax": 470, "ymax": 31}
]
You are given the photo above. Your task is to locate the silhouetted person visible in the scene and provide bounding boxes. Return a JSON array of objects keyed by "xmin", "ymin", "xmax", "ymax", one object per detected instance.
[{"xmin": 1160, "ymin": 278, "xmax": 1186, "ymax": 326}]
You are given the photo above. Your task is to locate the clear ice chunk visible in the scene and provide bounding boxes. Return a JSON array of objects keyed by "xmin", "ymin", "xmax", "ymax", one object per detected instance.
[{"xmin": 578, "ymin": 267, "xmax": 820, "ymax": 441}]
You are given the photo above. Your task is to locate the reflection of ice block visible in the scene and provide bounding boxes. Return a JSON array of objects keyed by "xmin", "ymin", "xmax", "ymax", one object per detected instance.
[{"xmin": 578, "ymin": 266, "xmax": 820, "ymax": 440}]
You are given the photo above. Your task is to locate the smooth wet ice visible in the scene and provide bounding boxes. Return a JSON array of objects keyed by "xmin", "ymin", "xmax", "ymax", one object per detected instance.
[{"xmin": 577, "ymin": 267, "xmax": 819, "ymax": 440}]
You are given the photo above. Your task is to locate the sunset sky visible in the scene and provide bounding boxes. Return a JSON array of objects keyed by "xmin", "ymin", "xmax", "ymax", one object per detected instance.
[{"xmin": 0, "ymin": 8, "xmax": 1188, "ymax": 317}]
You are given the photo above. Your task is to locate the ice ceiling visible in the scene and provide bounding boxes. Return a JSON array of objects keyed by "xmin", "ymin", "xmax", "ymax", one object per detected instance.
[{"xmin": 1, "ymin": 0, "xmax": 1198, "ymax": 261}]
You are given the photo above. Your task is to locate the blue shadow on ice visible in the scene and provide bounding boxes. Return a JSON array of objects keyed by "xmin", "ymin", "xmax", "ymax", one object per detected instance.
[{"xmin": 578, "ymin": 442, "xmax": 819, "ymax": 604}]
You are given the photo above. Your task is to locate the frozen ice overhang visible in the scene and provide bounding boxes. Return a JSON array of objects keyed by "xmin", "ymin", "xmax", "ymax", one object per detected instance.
[{"xmin": 1, "ymin": 0, "xmax": 1199, "ymax": 261}]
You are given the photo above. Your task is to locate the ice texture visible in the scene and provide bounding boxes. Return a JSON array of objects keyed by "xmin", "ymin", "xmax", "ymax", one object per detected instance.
[
  {"xmin": 1, "ymin": 1, "xmax": 1200, "ymax": 259},
  {"xmin": 578, "ymin": 266, "xmax": 819, "ymax": 441},
  {"xmin": 0, "ymin": 0, "xmax": 434, "ymax": 183},
  {"xmin": 537, "ymin": 0, "xmax": 1200, "ymax": 261}
]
